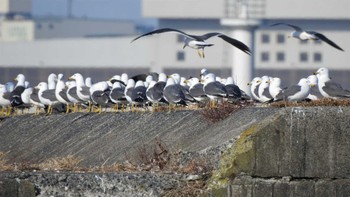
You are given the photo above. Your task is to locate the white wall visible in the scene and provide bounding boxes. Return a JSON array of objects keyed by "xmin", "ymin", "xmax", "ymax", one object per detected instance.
[{"xmin": 0, "ymin": 37, "xmax": 154, "ymax": 68}]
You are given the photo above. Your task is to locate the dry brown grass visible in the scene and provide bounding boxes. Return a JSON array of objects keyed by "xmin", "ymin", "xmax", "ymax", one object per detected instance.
[
  {"xmin": 271, "ymin": 98, "xmax": 350, "ymax": 108},
  {"xmin": 37, "ymin": 155, "xmax": 82, "ymax": 171},
  {"xmin": 0, "ymin": 151, "xmax": 13, "ymax": 171},
  {"xmin": 201, "ymin": 100, "xmax": 253, "ymax": 123}
]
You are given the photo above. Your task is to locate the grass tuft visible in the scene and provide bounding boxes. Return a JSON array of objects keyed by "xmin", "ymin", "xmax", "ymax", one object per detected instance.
[{"xmin": 201, "ymin": 101, "xmax": 253, "ymax": 123}]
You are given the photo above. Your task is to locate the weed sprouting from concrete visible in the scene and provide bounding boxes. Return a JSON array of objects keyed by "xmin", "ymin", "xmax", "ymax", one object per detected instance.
[
  {"xmin": 201, "ymin": 101, "xmax": 253, "ymax": 123},
  {"xmin": 37, "ymin": 155, "xmax": 82, "ymax": 171},
  {"xmin": 0, "ymin": 151, "xmax": 12, "ymax": 171}
]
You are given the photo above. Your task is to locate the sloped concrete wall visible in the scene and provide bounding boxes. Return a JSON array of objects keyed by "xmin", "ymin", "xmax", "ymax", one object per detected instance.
[
  {"xmin": 1, "ymin": 107, "xmax": 350, "ymax": 196},
  {"xmin": 0, "ymin": 108, "xmax": 278, "ymax": 166}
]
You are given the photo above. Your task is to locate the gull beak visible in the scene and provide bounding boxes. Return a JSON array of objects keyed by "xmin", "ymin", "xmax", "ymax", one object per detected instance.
[
  {"xmin": 183, "ymin": 44, "xmax": 186, "ymax": 49},
  {"xmin": 199, "ymin": 79, "xmax": 204, "ymax": 83},
  {"xmin": 184, "ymin": 79, "xmax": 189, "ymax": 84},
  {"xmin": 313, "ymin": 72, "xmax": 318, "ymax": 75},
  {"xmin": 14, "ymin": 77, "xmax": 17, "ymax": 81},
  {"xmin": 68, "ymin": 76, "xmax": 73, "ymax": 80},
  {"xmin": 266, "ymin": 80, "xmax": 270, "ymax": 84}
]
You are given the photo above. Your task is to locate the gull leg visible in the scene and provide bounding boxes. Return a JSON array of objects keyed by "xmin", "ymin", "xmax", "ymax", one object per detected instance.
[
  {"xmin": 197, "ymin": 50, "xmax": 202, "ymax": 58},
  {"xmin": 202, "ymin": 49, "xmax": 205, "ymax": 58},
  {"xmin": 65, "ymin": 104, "xmax": 70, "ymax": 113}
]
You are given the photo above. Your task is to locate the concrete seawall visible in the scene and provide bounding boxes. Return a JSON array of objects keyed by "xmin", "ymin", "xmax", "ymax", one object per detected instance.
[{"xmin": 0, "ymin": 107, "xmax": 349, "ymax": 196}]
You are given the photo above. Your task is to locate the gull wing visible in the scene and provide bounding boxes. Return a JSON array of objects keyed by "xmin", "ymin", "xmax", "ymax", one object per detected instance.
[
  {"xmin": 323, "ymin": 81, "xmax": 350, "ymax": 97},
  {"xmin": 310, "ymin": 32, "xmax": 344, "ymax": 51},
  {"xmin": 282, "ymin": 85, "xmax": 301, "ymax": 99},
  {"xmin": 199, "ymin": 32, "xmax": 251, "ymax": 55},
  {"xmin": 131, "ymin": 28, "xmax": 194, "ymax": 42},
  {"xmin": 271, "ymin": 23, "xmax": 304, "ymax": 32},
  {"xmin": 204, "ymin": 82, "xmax": 228, "ymax": 97},
  {"xmin": 218, "ymin": 34, "xmax": 251, "ymax": 55}
]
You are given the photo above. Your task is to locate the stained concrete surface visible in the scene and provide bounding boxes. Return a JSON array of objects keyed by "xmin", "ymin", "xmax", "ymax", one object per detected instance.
[{"xmin": 0, "ymin": 107, "xmax": 350, "ymax": 196}]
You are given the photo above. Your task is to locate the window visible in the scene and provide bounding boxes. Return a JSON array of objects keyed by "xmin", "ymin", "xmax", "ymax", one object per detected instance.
[
  {"xmin": 36, "ymin": 23, "xmax": 42, "ymax": 29},
  {"xmin": 300, "ymin": 52, "xmax": 308, "ymax": 62},
  {"xmin": 314, "ymin": 39, "xmax": 322, "ymax": 44},
  {"xmin": 261, "ymin": 52, "xmax": 269, "ymax": 62},
  {"xmin": 261, "ymin": 34, "xmax": 270, "ymax": 44},
  {"xmin": 177, "ymin": 51, "xmax": 185, "ymax": 61},
  {"xmin": 177, "ymin": 34, "xmax": 184, "ymax": 43},
  {"xmin": 277, "ymin": 34, "xmax": 285, "ymax": 44},
  {"xmin": 276, "ymin": 52, "xmax": 285, "ymax": 62},
  {"xmin": 314, "ymin": 52, "xmax": 322, "ymax": 62},
  {"xmin": 300, "ymin": 39, "xmax": 308, "ymax": 44}
]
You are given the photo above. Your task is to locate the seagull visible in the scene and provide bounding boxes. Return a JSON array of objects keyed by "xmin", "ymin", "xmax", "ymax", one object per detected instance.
[
  {"xmin": 258, "ymin": 76, "xmax": 273, "ymax": 103},
  {"xmin": 69, "ymin": 73, "xmax": 92, "ymax": 111},
  {"xmin": 314, "ymin": 67, "xmax": 350, "ymax": 99},
  {"xmin": 66, "ymin": 81, "xmax": 83, "ymax": 112},
  {"xmin": 163, "ymin": 78, "xmax": 187, "ymax": 107},
  {"xmin": 131, "ymin": 80, "xmax": 148, "ymax": 106},
  {"xmin": 131, "ymin": 28, "xmax": 251, "ymax": 58},
  {"xmin": 202, "ymin": 73, "xmax": 228, "ymax": 107},
  {"xmin": 271, "ymin": 23, "xmax": 344, "ymax": 51},
  {"xmin": 306, "ymin": 75, "xmax": 322, "ymax": 100},
  {"xmin": 36, "ymin": 82, "xmax": 59, "ymax": 114},
  {"xmin": 0, "ymin": 84, "xmax": 12, "ymax": 116},
  {"xmin": 280, "ymin": 78, "xmax": 311, "ymax": 102},
  {"xmin": 185, "ymin": 77, "xmax": 208, "ymax": 103},
  {"xmin": 109, "ymin": 80, "xmax": 127, "ymax": 111},
  {"xmin": 248, "ymin": 77, "xmax": 262, "ymax": 102},
  {"xmin": 90, "ymin": 81, "xmax": 111, "ymax": 113},
  {"xmin": 268, "ymin": 77, "xmax": 283, "ymax": 101},
  {"xmin": 224, "ymin": 77, "xmax": 242, "ymax": 101},
  {"xmin": 10, "ymin": 74, "xmax": 26, "ymax": 107},
  {"xmin": 55, "ymin": 74, "xmax": 71, "ymax": 113}
]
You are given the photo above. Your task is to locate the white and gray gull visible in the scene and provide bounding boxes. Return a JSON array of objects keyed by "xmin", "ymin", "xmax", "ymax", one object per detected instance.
[
  {"xmin": 271, "ymin": 23, "xmax": 344, "ymax": 51},
  {"xmin": 314, "ymin": 67, "xmax": 350, "ymax": 99},
  {"xmin": 131, "ymin": 28, "xmax": 251, "ymax": 58}
]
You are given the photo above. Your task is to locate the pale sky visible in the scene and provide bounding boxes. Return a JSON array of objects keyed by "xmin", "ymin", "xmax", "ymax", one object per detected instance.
[{"xmin": 32, "ymin": 0, "xmax": 156, "ymax": 25}]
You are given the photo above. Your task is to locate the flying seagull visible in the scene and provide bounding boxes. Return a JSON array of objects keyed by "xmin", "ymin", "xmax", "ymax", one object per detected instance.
[
  {"xmin": 271, "ymin": 23, "xmax": 344, "ymax": 51},
  {"xmin": 131, "ymin": 28, "xmax": 251, "ymax": 58}
]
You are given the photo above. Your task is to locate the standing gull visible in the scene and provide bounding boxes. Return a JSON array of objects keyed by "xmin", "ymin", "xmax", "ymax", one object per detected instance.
[
  {"xmin": 271, "ymin": 23, "xmax": 344, "ymax": 51},
  {"xmin": 109, "ymin": 79, "xmax": 127, "ymax": 111},
  {"xmin": 280, "ymin": 78, "xmax": 311, "ymax": 102},
  {"xmin": 268, "ymin": 77, "xmax": 283, "ymax": 101},
  {"xmin": 202, "ymin": 73, "xmax": 228, "ymax": 107},
  {"xmin": 163, "ymin": 78, "xmax": 187, "ymax": 107},
  {"xmin": 306, "ymin": 75, "xmax": 322, "ymax": 100},
  {"xmin": 36, "ymin": 82, "xmax": 59, "ymax": 114},
  {"xmin": 69, "ymin": 73, "xmax": 92, "ymax": 111},
  {"xmin": 131, "ymin": 28, "xmax": 251, "ymax": 58},
  {"xmin": 248, "ymin": 77, "xmax": 262, "ymax": 102},
  {"xmin": 66, "ymin": 81, "xmax": 82, "ymax": 112},
  {"xmin": 314, "ymin": 67, "xmax": 350, "ymax": 99},
  {"xmin": 258, "ymin": 76, "xmax": 273, "ymax": 103},
  {"xmin": 0, "ymin": 84, "xmax": 11, "ymax": 116},
  {"xmin": 55, "ymin": 74, "xmax": 71, "ymax": 113},
  {"xmin": 10, "ymin": 74, "xmax": 26, "ymax": 107},
  {"xmin": 186, "ymin": 77, "xmax": 208, "ymax": 103},
  {"xmin": 90, "ymin": 81, "xmax": 110, "ymax": 113},
  {"xmin": 225, "ymin": 77, "xmax": 242, "ymax": 101}
]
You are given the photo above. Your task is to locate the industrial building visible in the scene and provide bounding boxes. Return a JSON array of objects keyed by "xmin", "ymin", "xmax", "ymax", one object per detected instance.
[{"xmin": 0, "ymin": 0, "xmax": 350, "ymax": 91}]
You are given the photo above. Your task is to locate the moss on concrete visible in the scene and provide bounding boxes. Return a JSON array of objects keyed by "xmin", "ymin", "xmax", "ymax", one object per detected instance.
[{"xmin": 209, "ymin": 112, "xmax": 282, "ymax": 189}]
